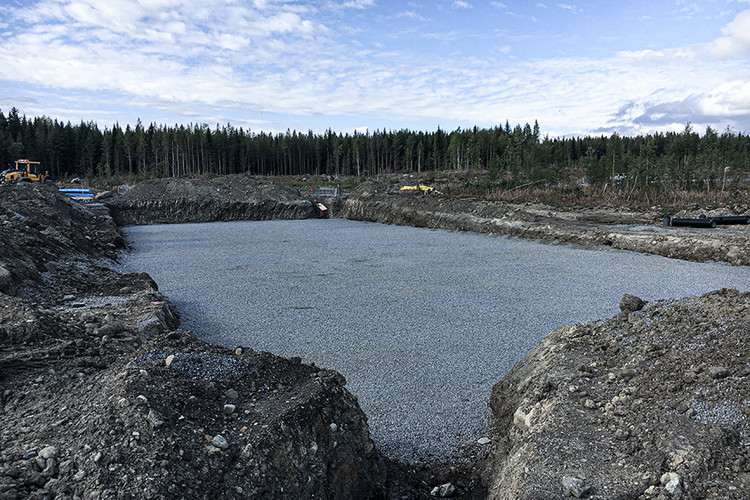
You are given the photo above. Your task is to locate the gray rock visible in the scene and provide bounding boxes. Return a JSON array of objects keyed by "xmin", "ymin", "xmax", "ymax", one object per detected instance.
[
  {"xmin": 561, "ymin": 476, "xmax": 591, "ymax": 498},
  {"xmin": 430, "ymin": 482, "xmax": 456, "ymax": 497},
  {"xmin": 477, "ymin": 437, "xmax": 491, "ymax": 445},
  {"xmin": 147, "ymin": 410, "xmax": 164, "ymax": 426},
  {"xmin": 513, "ymin": 408, "xmax": 532, "ymax": 431},
  {"xmin": 223, "ymin": 404, "xmax": 236, "ymax": 415},
  {"xmin": 0, "ymin": 264, "xmax": 12, "ymax": 292},
  {"xmin": 211, "ymin": 434, "xmax": 229, "ymax": 449},
  {"xmin": 38, "ymin": 446, "xmax": 58, "ymax": 460},
  {"xmin": 664, "ymin": 476, "xmax": 682, "ymax": 496},
  {"xmin": 619, "ymin": 294, "xmax": 645, "ymax": 312},
  {"xmin": 225, "ymin": 388, "xmax": 239, "ymax": 400}
]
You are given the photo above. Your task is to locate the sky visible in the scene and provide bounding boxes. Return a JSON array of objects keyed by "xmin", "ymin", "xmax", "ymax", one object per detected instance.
[{"xmin": 1, "ymin": 0, "xmax": 749, "ymax": 137}]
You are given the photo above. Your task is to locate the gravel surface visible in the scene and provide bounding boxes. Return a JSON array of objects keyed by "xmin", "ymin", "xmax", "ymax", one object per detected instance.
[{"xmin": 119, "ymin": 219, "xmax": 750, "ymax": 463}]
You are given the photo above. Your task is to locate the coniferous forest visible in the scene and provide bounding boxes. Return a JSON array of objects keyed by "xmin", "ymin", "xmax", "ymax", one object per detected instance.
[{"xmin": 2, "ymin": 107, "xmax": 749, "ymax": 192}]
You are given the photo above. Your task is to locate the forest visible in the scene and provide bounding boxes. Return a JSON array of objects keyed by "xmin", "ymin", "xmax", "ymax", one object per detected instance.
[{"xmin": 1, "ymin": 107, "xmax": 749, "ymax": 193}]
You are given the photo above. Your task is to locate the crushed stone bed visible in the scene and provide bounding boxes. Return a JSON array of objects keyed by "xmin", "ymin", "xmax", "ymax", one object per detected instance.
[{"xmin": 120, "ymin": 218, "xmax": 750, "ymax": 462}]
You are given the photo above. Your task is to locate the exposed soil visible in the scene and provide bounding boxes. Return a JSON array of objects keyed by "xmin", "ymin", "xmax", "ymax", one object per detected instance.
[
  {"xmin": 486, "ymin": 289, "xmax": 750, "ymax": 499},
  {"xmin": 104, "ymin": 176, "xmax": 316, "ymax": 225},
  {"xmin": 1, "ymin": 177, "xmax": 749, "ymax": 499}
]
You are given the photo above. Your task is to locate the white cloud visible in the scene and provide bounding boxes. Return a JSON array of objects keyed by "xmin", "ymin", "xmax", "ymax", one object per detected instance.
[
  {"xmin": 557, "ymin": 3, "xmax": 580, "ymax": 14},
  {"xmin": 328, "ymin": 0, "xmax": 376, "ymax": 10},
  {"xmin": 398, "ymin": 10, "xmax": 429, "ymax": 22},
  {"xmin": 709, "ymin": 9, "xmax": 750, "ymax": 57},
  {"xmin": 453, "ymin": 1, "xmax": 472, "ymax": 9},
  {"xmin": 2, "ymin": 0, "xmax": 750, "ymax": 136}
]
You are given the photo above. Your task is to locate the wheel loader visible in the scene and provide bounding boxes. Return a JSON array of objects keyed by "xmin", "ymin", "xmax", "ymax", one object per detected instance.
[{"xmin": 1, "ymin": 159, "xmax": 49, "ymax": 184}]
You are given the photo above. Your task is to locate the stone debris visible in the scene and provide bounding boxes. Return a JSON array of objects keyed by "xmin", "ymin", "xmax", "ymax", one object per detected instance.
[
  {"xmin": 561, "ymin": 476, "xmax": 591, "ymax": 498},
  {"xmin": 430, "ymin": 482, "xmax": 456, "ymax": 497},
  {"xmin": 619, "ymin": 293, "xmax": 645, "ymax": 312},
  {"xmin": 210, "ymin": 435, "xmax": 229, "ymax": 449}
]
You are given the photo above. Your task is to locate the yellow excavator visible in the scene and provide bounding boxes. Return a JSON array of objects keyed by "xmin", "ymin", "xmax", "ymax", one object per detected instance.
[{"xmin": 1, "ymin": 159, "xmax": 49, "ymax": 184}]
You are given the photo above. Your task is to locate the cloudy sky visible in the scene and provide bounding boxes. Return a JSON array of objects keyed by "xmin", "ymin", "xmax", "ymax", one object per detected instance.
[{"xmin": 1, "ymin": 0, "xmax": 749, "ymax": 137}]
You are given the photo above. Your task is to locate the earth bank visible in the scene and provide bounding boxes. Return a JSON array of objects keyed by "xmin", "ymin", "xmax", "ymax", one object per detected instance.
[{"xmin": 2, "ymin": 176, "xmax": 749, "ymax": 499}]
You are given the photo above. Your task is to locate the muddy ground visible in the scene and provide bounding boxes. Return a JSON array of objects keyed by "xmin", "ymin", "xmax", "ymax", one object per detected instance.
[{"xmin": 1, "ymin": 175, "xmax": 749, "ymax": 499}]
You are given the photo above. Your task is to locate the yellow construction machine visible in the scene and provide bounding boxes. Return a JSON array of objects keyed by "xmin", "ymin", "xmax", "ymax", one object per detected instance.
[
  {"xmin": 1, "ymin": 159, "xmax": 49, "ymax": 184},
  {"xmin": 399, "ymin": 184, "xmax": 442, "ymax": 195}
]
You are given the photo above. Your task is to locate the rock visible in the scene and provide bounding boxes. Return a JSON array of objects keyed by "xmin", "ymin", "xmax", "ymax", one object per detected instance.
[
  {"xmin": 165, "ymin": 354, "xmax": 176, "ymax": 367},
  {"xmin": 561, "ymin": 476, "xmax": 591, "ymax": 498},
  {"xmin": 330, "ymin": 423, "xmax": 338, "ymax": 432},
  {"xmin": 477, "ymin": 437, "xmax": 491, "ymax": 445},
  {"xmin": 211, "ymin": 435, "xmax": 229, "ymax": 449},
  {"xmin": 664, "ymin": 476, "xmax": 682, "ymax": 496},
  {"xmin": 644, "ymin": 485, "xmax": 660, "ymax": 496},
  {"xmin": 38, "ymin": 446, "xmax": 58, "ymax": 460},
  {"xmin": 225, "ymin": 388, "xmax": 238, "ymax": 400},
  {"xmin": 513, "ymin": 408, "xmax": 532, "ymax": 431},
  {"xmin": 0, "ymin": 264, "xmax": 12, "ymax": 293},
  {"xmin": 223, "ymin": 404, "xmax": 236, "ymax": 415},
  {"xmin": 139, "ymin": 369, "xmax": 149, "ymax": 378},
  {"xmin": 72, "ymin": 470, "xmax": 85, "ymax": 481},
  {"xmin": 619, "ymin": 294, "xmax": 645, "ymax": 312},
  {"xmin": 660, "ymin": 472, "xmax": 680, "ymax": 486},
  {"xmin": 147, "ymin": 410, "xmax": 164, "ymax": 426},
  {"xmin": 430, "ymin": 482, "xmax": 456, "ymax": 497}
]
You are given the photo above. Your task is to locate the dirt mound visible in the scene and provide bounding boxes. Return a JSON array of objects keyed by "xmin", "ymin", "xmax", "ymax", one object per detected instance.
[
  {"xmin": 0, "ymin": 326, "xmax": 385, "ymax": 499},
  {"xmin": 486, "ymin": 289, "xmax": 750, "ymax": 499},
  {"xmin": 106, "ymin": 176, "xmax": 316, "ymax": 225},
  {"xmin": 0, "ymin": 182, "xmax": 125, "ymax": 304}
]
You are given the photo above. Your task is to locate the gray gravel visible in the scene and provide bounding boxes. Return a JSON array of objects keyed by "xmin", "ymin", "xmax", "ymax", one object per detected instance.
[
  {"xmin": 137, "ymin": 350, "xmax": 249, "ymax": 381},
  {"xmin": 119, "ymin": 219, "xmax": 750, "ymax": 463}
]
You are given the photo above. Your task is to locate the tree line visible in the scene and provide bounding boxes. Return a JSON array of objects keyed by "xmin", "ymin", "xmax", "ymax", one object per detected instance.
[{"xmin": 2, "ymin": 107, "xmax": 749, "ymax": 190}]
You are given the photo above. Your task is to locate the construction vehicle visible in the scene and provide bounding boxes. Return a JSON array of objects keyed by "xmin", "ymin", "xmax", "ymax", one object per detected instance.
[
  {"xmin": 399, "ymin": 184, "xmax": 442, "ymax": 195},
  {"xmin": 1, "ymin": 159, "xmax": 49, "ymax": 184}
]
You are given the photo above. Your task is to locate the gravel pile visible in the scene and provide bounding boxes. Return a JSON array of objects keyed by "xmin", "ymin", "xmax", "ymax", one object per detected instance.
[
  {"xmin": 120, "ymin": 219, "xmax": 750, "ymax": 463},
  {"xmin": 136, "ymin": 350, "xmax": 249, "ymax": 381}
]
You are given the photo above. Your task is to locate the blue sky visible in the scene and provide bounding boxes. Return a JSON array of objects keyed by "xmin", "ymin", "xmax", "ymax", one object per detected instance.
[{"xmin": 1, "ymin": 0, "xmax": 749, "ymax": 137}]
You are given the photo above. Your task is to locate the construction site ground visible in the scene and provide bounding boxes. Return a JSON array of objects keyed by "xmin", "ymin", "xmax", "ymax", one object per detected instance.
[{"xmin": 0, "ymin": 175, "xmax": 748, "ymax": 499}]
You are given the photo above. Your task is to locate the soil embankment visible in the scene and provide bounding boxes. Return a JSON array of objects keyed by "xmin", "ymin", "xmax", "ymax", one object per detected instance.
[
  {"xmin": 335, "ymin": 192, "xmax": 750, "ymax": 266},
  {"xmin": 2, "ymin": 176, "xmax": 749, "ymax": 499},
  {"xmin": 105, "ymin": 177, "xmax": 316, "ymax": 225},
  {"xmin": 0, "ymin": 183, "xmax": 392, "ymax": 499}
]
